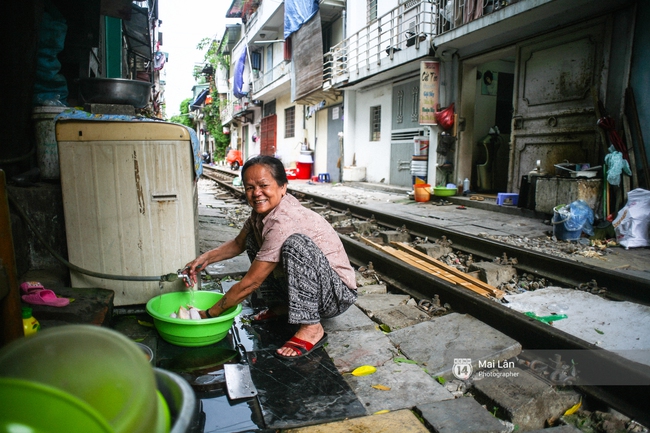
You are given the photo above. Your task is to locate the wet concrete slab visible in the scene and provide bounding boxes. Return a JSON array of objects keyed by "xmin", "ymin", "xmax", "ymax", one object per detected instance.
[
  {"xmin": 344, "ymin": 359, "xmax": 453, "ymax": 414},
  {"xmin": 321, "ymin": 304, "xmax": 378, "ymax": 332},
  {"xmin": 30, "ymin": 286, "xmax": 115, "ymax": 328},
  {"xmin": 326, "ymin": 327, "xmax": 397, "ymax": 373},
  {"xmin": 247, "ymin": 347, "xmax": 367, "ymax": 430},
  {"xmin": 357, "ymin": 283, "xmax": 388, "ymax": 294},
  {"xmin": 387, "ymin": 313, "xmax": 522, "ymax": 379},
  {"xmin": 416, "ymin": 396, "xmax": 510, "ymax": 433},
  {"xmin": 354, "ymin": 293, "xmax": 412, "ymax": 316},
  {"xmin": 372, "ymin": 304, "xmax": 431, "ymax": 331},
  {"xmin": 472, "ymin": 367, "xmax": 581, "ymax": 431},
  {"xmin": 284, "ymin": 408, "xmax": 431, "ymax": 433}
]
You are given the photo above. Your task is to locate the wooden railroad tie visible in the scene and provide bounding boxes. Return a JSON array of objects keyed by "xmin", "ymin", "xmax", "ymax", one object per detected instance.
[{"xmin": 358, "ymin": 236, "xmax": 505, "ymax": 299}]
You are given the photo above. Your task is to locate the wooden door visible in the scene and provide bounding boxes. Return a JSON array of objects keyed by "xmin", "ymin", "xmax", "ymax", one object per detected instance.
[
  {"xmin": 260, "ymin": 114, "xmax": 277, "ymax": 156},
  {"xmin": 509, "ymin": 18, "xmax": 610, "ymax": 191}
]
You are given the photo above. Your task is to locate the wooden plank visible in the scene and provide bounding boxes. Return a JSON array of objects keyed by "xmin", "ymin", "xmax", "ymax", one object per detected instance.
[
  {"xmin": 391, "ymin": 242, "xmax": 505, "ymax": 298},
  {"xmin": 625, "ymin": 87, "xmax": 650, "ymax": 188},
  {"xmin": 358, "ymin": 237, "xmax": 494, "ymax": 298},
  {"xmin": 622, "ymin": 114, "xmax": 639, "ymax": 190}
]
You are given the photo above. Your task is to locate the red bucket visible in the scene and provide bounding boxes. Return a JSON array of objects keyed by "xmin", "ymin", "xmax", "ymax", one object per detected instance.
[{"xmin": 295, "ymin": 162, "xmax": 313, "ymax": 180}]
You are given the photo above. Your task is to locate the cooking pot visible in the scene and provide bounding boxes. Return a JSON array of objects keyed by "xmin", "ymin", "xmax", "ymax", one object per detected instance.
[{"xmin": 78, "ymin": 78, "xmax": 152, "ymax": 108}]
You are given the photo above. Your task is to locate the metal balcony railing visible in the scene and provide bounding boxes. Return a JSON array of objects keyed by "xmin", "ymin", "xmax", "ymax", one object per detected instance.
[
  {"xmin": 220, "ymin": 93, "xmax": 233, "ymax": 124},
  {"xmin": 326, "ymin": 0, "xmax": 436, "ymax": 83},
  {"xmin": 326, "ymin": 0, "xmax": 517, "ymax": 84},
  {"xmin": 435, "ymin": 0, "xmax": 511, "ymax": 34},
  {"xmin": 252, "ymin": 60, "xmax": 292, "ymax": 94}
]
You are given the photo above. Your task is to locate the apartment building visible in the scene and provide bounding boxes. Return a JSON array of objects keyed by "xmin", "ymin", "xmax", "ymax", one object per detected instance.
[
  {"xmin": 218, "ymin": 0, "xmax": 648, "ymax": 196},
  {"xmin": 220, "ymin": 0, "xmax": 346, "ymax": 181}
]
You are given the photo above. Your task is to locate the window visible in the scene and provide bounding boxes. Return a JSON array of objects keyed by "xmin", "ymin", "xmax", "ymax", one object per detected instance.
[
  {"xmin": 285, "ymin": 106, "xmax": 295, "ymax": 138},
  {"xmin": 370, "ymin": 106, "xmax": 381, "ymax": 141},
  {"xmin": 367, "ymin": 0, "xmax": 377, "ymax": 23},
  {"xmin": 266, "ymin": 45, "xmax": 273, "ymax": 72},
  {"xmin": 263, "ymin": 100, "xmax": 276, "ymax": 117}
]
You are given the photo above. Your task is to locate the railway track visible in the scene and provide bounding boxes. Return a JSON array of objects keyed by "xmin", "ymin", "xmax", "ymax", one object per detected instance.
[{"xmin": 202, "ymin": 164, "xmax": 650, "ymax": 425}]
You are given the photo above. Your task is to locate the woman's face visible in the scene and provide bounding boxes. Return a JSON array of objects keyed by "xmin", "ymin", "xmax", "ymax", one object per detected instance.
[{"xmin": 243, "ymin": 164, "xmax": 287, "ymax": 216}]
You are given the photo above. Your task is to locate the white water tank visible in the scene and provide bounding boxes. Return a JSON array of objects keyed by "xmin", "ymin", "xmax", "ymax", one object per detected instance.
[{"xmin": 56, "ymin": 120, "xmax": 199, "ymax": 305}]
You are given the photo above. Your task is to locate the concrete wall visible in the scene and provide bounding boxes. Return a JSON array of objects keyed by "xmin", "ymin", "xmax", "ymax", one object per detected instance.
[
  {"xmin": 348, "ymin": 83, "xmax": 393, "ymax": 183},
  {"xmin": 275, "ymin": 92, "xmax": 306, "ymax": 167}
]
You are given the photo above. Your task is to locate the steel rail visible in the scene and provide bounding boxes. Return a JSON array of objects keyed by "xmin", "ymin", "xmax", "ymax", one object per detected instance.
[
  {"xmin": 202, "ymin": 166, "xmax": 650, "ymax": 423},
  {"xmin": 287, "ymin": 186, "xmax": 650, "ymax": 306},
  {"xmin": 342, "ymin": 235, "xmax": 650, "ymax": 425}
]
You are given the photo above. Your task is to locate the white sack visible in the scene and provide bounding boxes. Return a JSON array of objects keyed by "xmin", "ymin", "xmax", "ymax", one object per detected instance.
[{"xmin": 613, "ymin": 188, "xmax": 650, "ymax": 248}]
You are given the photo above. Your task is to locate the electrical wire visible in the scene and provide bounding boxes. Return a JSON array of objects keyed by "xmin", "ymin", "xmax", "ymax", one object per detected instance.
[{"xmin": 7, "ymin": 190, "xmax": 166, "ymax": 282}]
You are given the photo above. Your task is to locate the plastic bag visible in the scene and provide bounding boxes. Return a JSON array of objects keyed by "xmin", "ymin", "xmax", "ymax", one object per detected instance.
[
  {"xmin": 612, "ymin": 188, "xmax": 650, "ymax": 249},
  {"xmin": 560, "ymin": 200, "xmax": 595, "ymax": 236},
  {"xmin": 604, "ymin": 145, "xmax": 631, "ymax": 186}
]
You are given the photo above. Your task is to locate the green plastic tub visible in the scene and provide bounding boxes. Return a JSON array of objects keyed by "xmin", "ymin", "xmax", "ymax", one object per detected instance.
[
  {"xmin": 146, "ymin": 291, "xmax": 242, "ymax": 347},
  {"xmin": 433, "ymin": 186, "xmax": 458, "ymax": 197},
  {"xmin": 0, "ymin": 325, "xmax": 165, "ymax": 433},
  {"xmin": 0, "ymin": 378, "xmax": 114, "ymax": 433}
]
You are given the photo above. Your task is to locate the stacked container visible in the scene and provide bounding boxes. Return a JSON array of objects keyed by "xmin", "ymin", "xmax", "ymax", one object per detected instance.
[{"xmin": 411, "ymin": 136, "xmax": 429, "ymax": 185}]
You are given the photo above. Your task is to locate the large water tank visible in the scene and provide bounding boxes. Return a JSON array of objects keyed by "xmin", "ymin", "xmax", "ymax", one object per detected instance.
[{"xmin": 56, "ymin": 120, "xmax": 199, "ymax": 305}]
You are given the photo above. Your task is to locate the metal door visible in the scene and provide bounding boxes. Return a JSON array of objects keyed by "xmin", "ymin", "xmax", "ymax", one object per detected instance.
[
  {"xmin": 509, "ymin": 18, "xmax": 610, "ymax": 191},
  {"xmin": 392, "ymin": 80, "xmax": 421, "ymax": 130},
  {"xmin": 327, "ymin": 104, "xmax": 343, "ymax": 182},
  {"xmin": 390, "ymin": 128, "xmax": 423, "ymax": 187},
  {"xmin": 260, "ymin": 114, "xmax": 277, "ymax": 156}
]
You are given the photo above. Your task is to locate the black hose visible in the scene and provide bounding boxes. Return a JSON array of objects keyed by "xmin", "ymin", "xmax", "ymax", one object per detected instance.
[
  {"xmin": 0, "ymin": 146, "xmax": 36, "ymax": 164},
  {"xmin": 7, "ymin": 191, "xmax": 164, "ymax": 282}
]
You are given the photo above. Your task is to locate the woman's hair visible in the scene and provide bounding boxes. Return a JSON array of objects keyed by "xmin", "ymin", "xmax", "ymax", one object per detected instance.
[{"xmin": 241, "ymin": 155, "xmax": 288, "ymax": 186}]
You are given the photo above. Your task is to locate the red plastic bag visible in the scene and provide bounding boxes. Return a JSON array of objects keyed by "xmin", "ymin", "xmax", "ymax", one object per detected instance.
[{"xmin": 435, "ymin": 103, "xmax": 455, "ymax": 130}]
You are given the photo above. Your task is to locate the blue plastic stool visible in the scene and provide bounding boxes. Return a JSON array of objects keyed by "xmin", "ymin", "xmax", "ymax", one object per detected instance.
[{"xmin": 318, "ymin": 173, "xmax": 331, "ymax": 183}]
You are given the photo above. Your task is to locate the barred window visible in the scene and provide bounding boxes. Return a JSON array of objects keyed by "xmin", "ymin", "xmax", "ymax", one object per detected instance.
[
  {"xmin": 285, "ymin": 106, "xmax": 295, "ymax": 138},
  {"xmin": 368, "ymin": 0, "xmax": 377, "ymax": 23},
  {"xmin": 370, "ymin": 106, "xmax": 381, "ymax": 141},
  {"xmin": 264, "ymin": 100, "xmax": 276, "ymax": 117}
]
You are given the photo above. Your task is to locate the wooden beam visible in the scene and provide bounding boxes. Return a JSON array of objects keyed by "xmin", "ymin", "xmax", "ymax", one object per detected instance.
[
  {"xmin": 391, "ymin": 242, "xmax": 505, "ymax": 298},
  {"xmin": 358, "ymin": 236, "xmax": 498, "ymax": 298},
  {"xmin": 0, "ymin": 171, "xmax": 24, "ymax": 346}
]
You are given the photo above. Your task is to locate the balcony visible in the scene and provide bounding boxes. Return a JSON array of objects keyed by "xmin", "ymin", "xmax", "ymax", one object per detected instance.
[
  {"xmin": 252, "ymin": 60, "xmax": 291, "ymax": 94},
  {"xmin": 328, "ymin": 0, "xmax": 436, "ymax": 87},
  {"xmin": 328, "ymin": 0, "xmax": 630, "ymax": 88},
  {"xmin": 221, "ymin": 93, "xmax": 255, "ymax": 125},
  {"xmin": 432, "ymin": 0, "xmax": 635, "ymax": 58}
]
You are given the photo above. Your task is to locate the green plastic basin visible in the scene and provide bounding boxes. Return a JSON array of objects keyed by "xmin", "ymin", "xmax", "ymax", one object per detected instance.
[
  {"xmin": 146, "ymin": 291, "xmax": 242, "ymax": 347},
  {"xmin": 0, "ymin": 325, "xmax": 165, "ymax": 433},
  {"xmin": 0, "ymin": 378, "xmax": 114, "ymax": 433},
  {"xmin": 433, "ymin": 186, "xmax": 458, "ymax": 197}
]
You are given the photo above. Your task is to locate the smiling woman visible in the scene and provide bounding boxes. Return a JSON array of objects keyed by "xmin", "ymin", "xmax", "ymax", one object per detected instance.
[{"xmin": 182, "ymin": 156, "xmax": 359, "ymax": 359}]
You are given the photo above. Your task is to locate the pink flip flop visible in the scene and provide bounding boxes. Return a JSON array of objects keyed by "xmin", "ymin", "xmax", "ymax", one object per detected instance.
[
  {"xmin": 20, "ymin": 281, "xmax": 46, "ymax": 294},
  {"xmin": 22, "ymin": 289, "xmax": 70, "ymax": 307}
]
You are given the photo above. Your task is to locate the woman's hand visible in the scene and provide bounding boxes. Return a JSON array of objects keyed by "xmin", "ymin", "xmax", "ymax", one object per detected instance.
[
  {"xmin": 182, "ymin": 255, "xmax": 209, "ymax": 286},
  {"xmin": 180, "ymin": 232, "xmax": 247, "ymax": 287}
]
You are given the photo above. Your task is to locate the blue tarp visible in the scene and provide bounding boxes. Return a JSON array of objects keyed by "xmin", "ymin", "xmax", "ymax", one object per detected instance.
[
  {"xmin": 284, "ymin": 0, "xmax": 319, "ymax": 39},
  {"xmin": 190, "ymin": 89, "xmax": 209, "ymax": 110},
  {"xmin": 233, "ymin": 46, "xmax": 247, "ymax": 99}
]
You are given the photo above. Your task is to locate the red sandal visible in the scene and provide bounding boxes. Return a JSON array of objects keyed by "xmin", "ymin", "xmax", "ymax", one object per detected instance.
[{"xmin": 275, "ymin": 333, "xmax": 328, "ymax": 360}]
